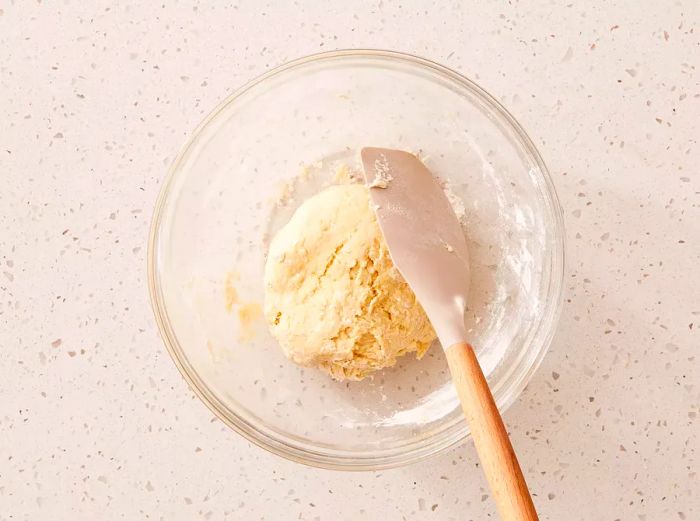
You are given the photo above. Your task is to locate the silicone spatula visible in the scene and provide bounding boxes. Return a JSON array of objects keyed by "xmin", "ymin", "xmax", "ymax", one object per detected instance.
[{"xmin": 361, "ymin": 147, "xmax": 539, "ymax": 521}]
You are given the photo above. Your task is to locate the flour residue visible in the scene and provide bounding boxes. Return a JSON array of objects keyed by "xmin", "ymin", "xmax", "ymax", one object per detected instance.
[
  {"xmin": 224, "ymin": 272, "xmax": 239, "ymax": 312},
  {"xmin": 223, "ymin": 271, "xmax": 263, "ymax": 342},
  {"xmin": 367, "ymin": 153, "xmax": 393, "ymax": 189},
  {"xmin": 442, "ymin": 181, "xmax": 467, "ymax": 224},
  {"xmin": 238, "ymin": 302, "xmax": 262, "ymax": 342}
]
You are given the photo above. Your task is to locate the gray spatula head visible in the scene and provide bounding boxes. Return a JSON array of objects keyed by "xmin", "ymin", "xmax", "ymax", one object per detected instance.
[{"xmin": 361, "ymin": 147, "xmax": 470, "ymax": 348}]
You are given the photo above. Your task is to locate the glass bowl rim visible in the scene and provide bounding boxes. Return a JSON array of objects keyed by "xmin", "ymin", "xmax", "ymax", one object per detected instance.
[{"xmin": 148, "ymin": 48, "xmax": 566, "ymax": 471}]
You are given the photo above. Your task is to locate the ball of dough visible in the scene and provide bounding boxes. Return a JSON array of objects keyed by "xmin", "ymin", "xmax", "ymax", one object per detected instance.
[{"xmin": 264, "ymin": 184, "xmax": 436, "ymax": 380}]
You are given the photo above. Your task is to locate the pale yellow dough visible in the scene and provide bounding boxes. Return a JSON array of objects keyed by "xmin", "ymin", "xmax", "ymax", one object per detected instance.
[{"xmin": 264, "ymin": 184, "xmax": 436, "ymax": 380}]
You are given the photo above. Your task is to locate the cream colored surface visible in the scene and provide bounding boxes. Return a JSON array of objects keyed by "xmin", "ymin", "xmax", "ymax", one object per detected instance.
[
  {"xmin": 2, "ymin": 3, "xmax": 698, "ymax": 519},
  {"xmin": 264, "ymin": 184, "xmax": 436, "ymax": 380}
]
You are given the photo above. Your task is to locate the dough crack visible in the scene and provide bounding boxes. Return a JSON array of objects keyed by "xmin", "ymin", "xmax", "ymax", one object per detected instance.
[{"xmin": 320, "ymin": 242, "xmax": 345, "ymax": 280}]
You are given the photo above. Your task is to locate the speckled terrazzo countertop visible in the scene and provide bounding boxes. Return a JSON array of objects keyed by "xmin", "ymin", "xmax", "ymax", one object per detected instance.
[{"xmin": 1, "ymin": 2, "xmax": 698, "ymax": 520}]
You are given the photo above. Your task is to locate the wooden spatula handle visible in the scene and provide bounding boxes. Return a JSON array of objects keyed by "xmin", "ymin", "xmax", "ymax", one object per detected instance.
[{"xmin": 446, "ymin": 342, "xmax": 539, "ymax": 521}]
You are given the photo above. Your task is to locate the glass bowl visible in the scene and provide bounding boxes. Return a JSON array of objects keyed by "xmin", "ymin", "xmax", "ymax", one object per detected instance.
[{"xmin": 148, "ymin": 50, "xmax": 564, "ymax": 470}]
